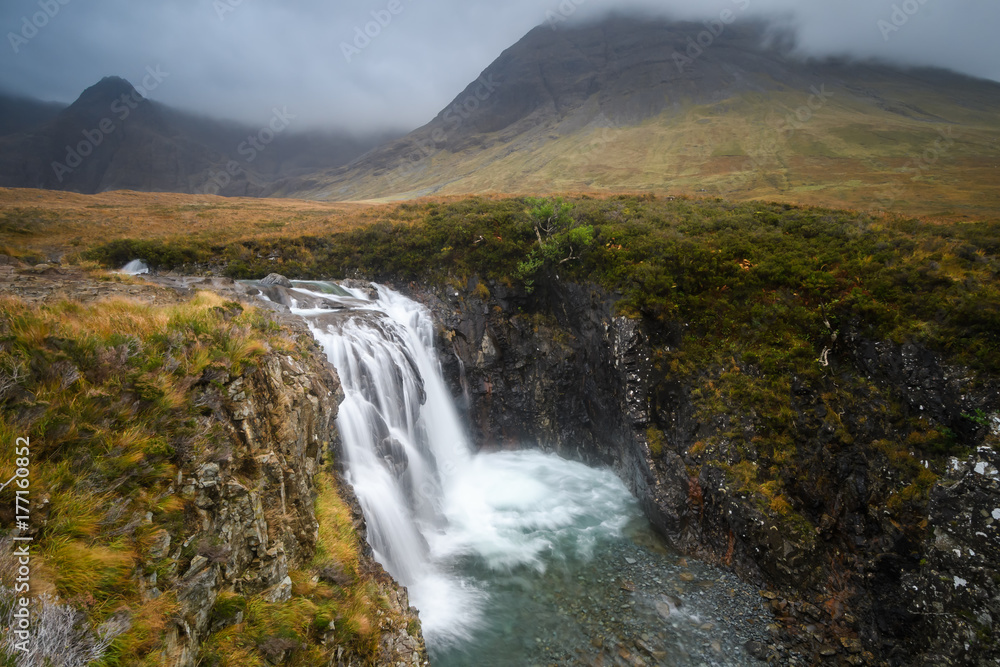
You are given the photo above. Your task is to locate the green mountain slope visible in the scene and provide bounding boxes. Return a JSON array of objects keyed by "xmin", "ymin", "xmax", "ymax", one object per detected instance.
[{"xmin": 276, "ymin": 17, "xmax": 1000, "ymax": 219}]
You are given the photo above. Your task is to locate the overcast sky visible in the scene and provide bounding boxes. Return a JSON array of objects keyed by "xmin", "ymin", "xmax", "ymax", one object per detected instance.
[{"xmin": 1, "ymin": 0, "xmax": 998, "ymax": 134}]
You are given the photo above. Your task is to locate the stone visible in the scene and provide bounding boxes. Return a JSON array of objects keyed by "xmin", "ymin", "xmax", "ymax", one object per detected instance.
[
  {"xmin": 196, "ymin": 463, "xmax": 220, "ymax": 486},
  {"xmin": 377, "ymin": 436, "xmax": 410, "ymax": 478},
  {"xmin": 184, "ymin": 556, "xmax": 209, "ymax": 578},
  {"xmin": 635, "ymin": 638, "xmax": 657, "ymax": 657},
  {"xmin": 194, "ymin": 491, "xmax": 216, "ymax": 509},
  {"xmin": 263, "ymin": 575, "xmax": 293, "ymax": 603},
  {"xmin": 260, "ymin": 273, "xmax": 293, "ymax": 288},
  {"xmin": 840, "ymin": 637, "xmax": 863, "ymax": 654},
  {"xmin": 149, "ymin": 529, "xmax": 172, "ymax": 559},
  {"xmin": 745, "ymin": 641, "xmax": 769, "ymax": 660},
  {"xmin": 799, "ymin": 602, "xmax": 822, "ymax": 620}
]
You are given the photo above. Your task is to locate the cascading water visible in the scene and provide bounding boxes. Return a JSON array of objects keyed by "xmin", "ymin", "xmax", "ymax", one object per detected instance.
[
  {"xmin": 298, "ymin": 284, "xmax": 485, "ymax": 642},
  {"xmin": 271, "ymin": 281, "xmax": 771, "ymax": 665},
  {"xmin": 119, "ymin": 259, "xmax": 150, "ymax": 275}
]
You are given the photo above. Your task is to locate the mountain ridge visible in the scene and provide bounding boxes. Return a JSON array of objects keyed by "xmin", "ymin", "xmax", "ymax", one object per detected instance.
[
  {"xmin": 3, "ymin": 15, "xmax": 998, "ymax": 217},
  {"xmin": 271, "ymin": 16, "xmax": 1000, "ymax": 218},
  {"xmin": 0, "ymin": 77, "xmax": 395, "ymax": 196}
]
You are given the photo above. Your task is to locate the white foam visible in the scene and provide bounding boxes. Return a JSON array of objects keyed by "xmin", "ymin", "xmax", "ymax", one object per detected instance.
[
  {"xmin": 119, "ymin": 259, "xmax": 149, "ymax": 275},
  {"xmin": 288, "ymin": 283, "xmax": 636, "ymax": 647}
]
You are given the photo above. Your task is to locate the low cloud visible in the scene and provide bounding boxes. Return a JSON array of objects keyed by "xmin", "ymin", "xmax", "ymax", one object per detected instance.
[{"xmin": 0, "ymin": 0, "xmax": 996, "ymax": 133}]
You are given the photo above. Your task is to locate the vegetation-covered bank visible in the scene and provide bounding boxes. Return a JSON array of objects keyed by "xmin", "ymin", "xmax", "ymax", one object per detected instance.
[
  {"xmin": 84, "ymin": 194, "xmax": 1000, "ymax": 664},
  {"xmin": 82, "ymin": 193, "xmax": 1000, "ymax": 537},
  {"xmin": 85, "ymin": 194, "xmax": 1000, "ymax": 372},
  {"xmin": 0, "ymin": 271, "xmax": 424, "ymax": 666}
]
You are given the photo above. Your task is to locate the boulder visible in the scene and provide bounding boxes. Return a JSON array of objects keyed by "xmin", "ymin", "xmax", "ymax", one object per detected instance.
[{"xmin": 260, "ymin": 273, "xmax": 293, "ymax": 288}]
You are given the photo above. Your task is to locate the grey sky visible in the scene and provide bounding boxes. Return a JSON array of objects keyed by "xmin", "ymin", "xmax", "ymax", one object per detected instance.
[{"xmin": 1, "ymin": 0, "xmax": 997, "ymax": 133}]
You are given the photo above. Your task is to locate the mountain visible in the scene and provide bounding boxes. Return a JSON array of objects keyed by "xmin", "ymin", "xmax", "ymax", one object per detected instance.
[
  {"xmin": 276, "ymin": 16, "xmax": 1000, "ymax": 218},
  {"xmin": 0, "ymin": 77, "xmax": 393, "ymax": 196},
  {"xmin": 0, "ymin": 91, "xmax": 65, "ymax": 137}
]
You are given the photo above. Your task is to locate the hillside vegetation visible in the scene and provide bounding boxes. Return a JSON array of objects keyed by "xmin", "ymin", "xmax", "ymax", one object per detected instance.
[
  {"xmin": 3, "ymin": 185, "xmax": 998, "ymax": 663},
  {"xmin": 0, "ymin": 285, "xmax": 406, "ymax": 665},
  {"xmin": 291, "ymin": 90, "xmax": 1000, "ymax": 221},
  {"xmin": 84, "ymin": 194, "xmax": 1000, "ymax": 374},
  {"xmin": 280, "ymin": 17, "xmax": 1000, "ymax": 221},
  {"xmin": 0, "ymin": 189, "xmax": 387, "ymax": 265}
]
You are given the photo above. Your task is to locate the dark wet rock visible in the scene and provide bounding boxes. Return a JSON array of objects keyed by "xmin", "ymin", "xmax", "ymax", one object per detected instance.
[
  {"xmin": 894, "ymin": 447, "xmax": 1000, "ymax": 666},
  {"xmin": 396, "ymin": 275, "xmax": 1000, "ymax": 667},
  {"xmin": 840, "ymin": 330, "xmax": 986, "ymax": 444},
  {"xmin": 377, "ymin": 436, "xmax": 410, "ymax": 478},
  {"xmin": 840, "ymin": 637, "xmax": 863, "ymax": 654},
  {"xmin": 0, "ymin": 254, "xmax": 25, "ymax": 267},
  {"xmin": 800, "ymin": 602, "xmax": 823, "ymax": 621},
  {"xmin": 260, "ymin": 273, "xmax": 294, "ymax": 288},
  {"xmin": 745, "ymin": 640, "xmax": 768, "ymax": 660},
  {"xmin": 342, "ymin": 279, "xmax": 380, "ymax": 300}
]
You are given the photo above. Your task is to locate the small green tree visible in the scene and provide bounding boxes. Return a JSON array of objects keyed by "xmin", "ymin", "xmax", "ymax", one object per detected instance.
[
  {"xmin": 516, "ymin": 198, "xmax": 595, "ymax": 292},
  {"xmin": 526, "ymin": 197, "xmax": 574, "ymax": 243}
]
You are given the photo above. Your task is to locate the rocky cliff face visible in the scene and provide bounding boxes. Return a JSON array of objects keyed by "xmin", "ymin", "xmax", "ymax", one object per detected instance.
[
  {"xmin": 160, "ymin": 337, "xmax": 338, "ymax": 663},
  {"xmin": 0, "ymin": 266, "xmax": 426, "ymax": 666},
  {"xmin": 145, "ymin": 278, "xmax": 428, "ymax": 667},
  {"xmin": 901, "ymin": 446, "xmax": 1000, "ymax": 666},
  {"xmin": 406, "ymin": 275, "xmax": 1000, "ymax": 667}
]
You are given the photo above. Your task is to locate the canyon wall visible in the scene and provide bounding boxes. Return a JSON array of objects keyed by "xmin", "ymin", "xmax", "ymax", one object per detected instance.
[
  {"xmin": 159, "ymin": 315, "xmax": 425, "ymax": 666},
  {"xmin": 408, "ymin": 275, "xmax": 1000, "ymax": 667}
]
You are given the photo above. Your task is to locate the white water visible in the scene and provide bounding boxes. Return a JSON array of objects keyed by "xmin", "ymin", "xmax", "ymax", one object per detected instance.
[
  {"xmin": 286, "ymin": 283, "xmax": 636, "ymax": 646},
  {"xmin": 119, "ymin": 259, "xmax": 149, "ymax": 275}
]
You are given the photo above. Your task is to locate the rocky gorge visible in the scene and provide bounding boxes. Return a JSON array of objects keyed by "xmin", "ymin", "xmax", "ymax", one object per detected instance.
[
  {"xmin": 398, "ymin": 275, "xmax": 1000, "ymax": 667},
  {"xmin": 9, "ymin": 190, "xmax": 1000, "ymax": 666}
]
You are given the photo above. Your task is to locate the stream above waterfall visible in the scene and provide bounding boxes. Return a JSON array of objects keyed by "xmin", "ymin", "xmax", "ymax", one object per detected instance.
[{"xmin": 268, "ymin": 281, "xmax": 772, "ymax": 666}]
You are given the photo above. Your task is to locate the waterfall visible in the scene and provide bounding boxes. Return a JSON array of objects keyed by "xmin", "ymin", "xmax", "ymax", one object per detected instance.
[
  {"xmin": 284, "ymin": 283, "xmax": 483, "ymax": 642},
  {"xmin": 119, "ymin": 259, "xmax": 150, "ymax": 275},
  {"xmin": 276, "ymin": 282, "xmax": 638, "ymax": 649},
  {"xmin": 261, "ymin": 281, "xmax": 771, "ymax": 665}
]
